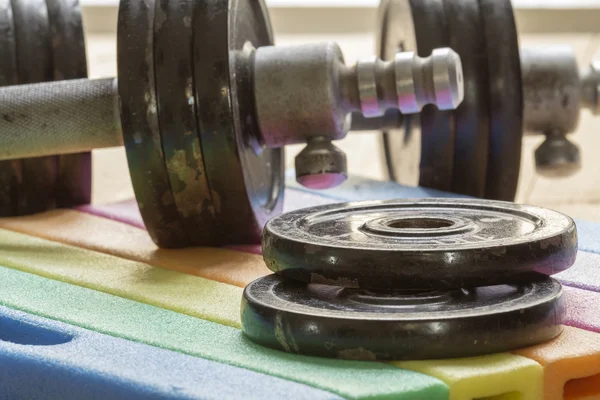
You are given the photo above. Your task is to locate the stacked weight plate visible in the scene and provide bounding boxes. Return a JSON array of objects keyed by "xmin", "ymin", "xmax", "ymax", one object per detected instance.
[
  {"xmin": 0, "ymin": 0, "xmax": 91, "ymax": 216},
  {"xmin": 242, "ymin": 199, "xmax": 577, "ymax": 361},
  {"xmin": 380, "ymin": 0, "xmax": 523, "ymax": 201}
]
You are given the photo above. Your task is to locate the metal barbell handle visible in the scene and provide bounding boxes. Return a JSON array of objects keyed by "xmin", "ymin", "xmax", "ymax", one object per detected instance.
[{"xmin": 0, "ymin": 77, "xmax": 122, "ymax": 160}]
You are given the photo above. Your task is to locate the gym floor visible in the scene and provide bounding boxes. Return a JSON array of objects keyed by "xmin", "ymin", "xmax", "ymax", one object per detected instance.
[{"xmin": 83, "ymin": 4, "xmax": 600, "ymax": 222}]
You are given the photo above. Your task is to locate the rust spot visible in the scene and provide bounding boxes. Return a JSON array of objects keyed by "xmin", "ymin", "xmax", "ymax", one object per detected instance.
[
  {"xmin": 338, "ymin": 348, "xmax": 377, "ymax": 361},
  {"xmin": 167, "ymin": 150, "xmax": 190, "ymax": 183},
  {"xmin": 167, "ymin": 150, "xmax": 215, "ymax": 219},
  {"xmin": 161, "ymin": 190, "xmax": 176, "ymax": 206},
  {"xmin": 211, "ymin": 190, "xmax": 222, "ymax": 213},
  {"xmin": 274, "ymin": 312, "xmax": 299, "ymax": 353}
]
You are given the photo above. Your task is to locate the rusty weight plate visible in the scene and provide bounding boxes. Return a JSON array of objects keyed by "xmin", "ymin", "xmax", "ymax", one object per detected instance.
[
  {"xmin": 12, "ymin": 0, "xmax": 58, "ymax": 214},
  {"xmin": 47, "ymin": 0, "xmax": 92, "ymax": 208},
  {"xmin": 262, "ymin": 199, "xmax": 578, "ymax": 290},
  {"xmin": 480, "ymin": 0, "xmax": 523, "ymax": 201},
  {"xmin": 117, "ymin": 0, "xmax": 189, "ymax": 248},
  {"xmin": 191, "ymin": 0, "xmax": 284, "ymax": 245},
  {"xmin": 242, "ymin": 275, "xmax": 565, "ymax": 361},
  {"xmin": 153, "ymin": 0, "xmax": 217, "ymax": 246},
  {"xmin": 0, "ymin": 0, "xmax": 20, "ymax": 216}
]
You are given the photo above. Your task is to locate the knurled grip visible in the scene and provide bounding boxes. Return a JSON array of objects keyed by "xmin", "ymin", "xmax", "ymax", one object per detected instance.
[{"xmin": 0, "ymin": 77, "xmax": 122, "ymax": 160}]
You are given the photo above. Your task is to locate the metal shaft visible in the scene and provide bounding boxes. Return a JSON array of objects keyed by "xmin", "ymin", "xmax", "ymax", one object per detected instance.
[
  {"xmin": 0, "ymin": 44, "xmax": 463, "ymax": 162},
  {"xmin": 520, "ymin": 46, "xmax": 581, "ymax": 136},
  {"xmin": 347, "ymin": 48, "xmax": 462, "ymax": 133},
  {"xmin": 351, "ymin": 45, "xmax": 599, "ymax": 135},
  {"xmin": 0, "ymin": 77, "xmax": 122, "ymax": 160},
  {"xmin": 348, "ymin": 47, "xmax": 463, "ymax": 117},
  {"xmin": 254, "ymin": 43, "xmax": 463, "ymax": 148}
]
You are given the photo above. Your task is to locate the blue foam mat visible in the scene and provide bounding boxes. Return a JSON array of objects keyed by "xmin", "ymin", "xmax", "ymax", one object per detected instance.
[
  {"xmin": 286, "ymin": 174, "xmax": 469, "ymax": 202},
  {"xmin": 572, "ymin": 218, "xmax": 600, "ymax": 254},
  {"xmin": 0, "ymin": 306, "xmax": 341, "ymax": 400}
]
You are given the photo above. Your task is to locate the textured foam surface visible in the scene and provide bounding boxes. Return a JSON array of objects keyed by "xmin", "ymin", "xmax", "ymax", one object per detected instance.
[
  {"xmin": 286, "ymin": 175, "xmax": 471, "ymax": 201},
  {"xmin": 76, "ymin": 189, "xmax": 338, "ymax": 256},
  {"xmin": 573, "ymin": 218, "xmax": 600, "ymax": 255},
  {"xmin": 0, "ymin": 210, "xmax": 270, "ymax": 288},
  {"xmin": 0, "ymin": 228, "xmax": 243, "ymax": 328},
  {"xmin": 78, "ymin": 199, "xmax": 145, "ymax": 229},
  {"xmin": 564, "ymin": 286, "xmax": 600, "ymax": 332},
  {"xmin": 6, "ymin": 177, "xmax": 600, "ymax": 399},
  {"xmin": 555, "ymin": 251, "xmax": 600, "ymax": 292},
  {"xmin": 513, "ymin": 326, "xmax": 600, "ymax": 400},
  {"xmin": 0, "ymin": 306, "xmax": 342, "ymax": 400},
  {"xmin": 393, "ymin": 353, "xmax": 543, "ymax": 400},
  {"xmin": 0, "ymin": 266, "xmax": 449, "ymax": 400},
  {"xmin": 78, "ymin": 188, "xmax": 340, "ymax": 231}
]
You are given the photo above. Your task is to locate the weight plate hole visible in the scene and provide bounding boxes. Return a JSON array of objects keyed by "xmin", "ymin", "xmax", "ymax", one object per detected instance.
[{"xmin": 386, "ymin": 217, "xmax": 455, "ymax": 230}]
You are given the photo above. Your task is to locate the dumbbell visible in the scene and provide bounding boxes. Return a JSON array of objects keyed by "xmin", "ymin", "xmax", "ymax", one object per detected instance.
[
  {"xmin": 351, "ymin": 0, "xmax": 600, "ymax": 201},
  {"xmin": 0, "ymin": 0, "xmax": 464, "ymax": 248},
  {"xmin": 0, "ymin": 0, "xmax": 90, "ymax": 217}
]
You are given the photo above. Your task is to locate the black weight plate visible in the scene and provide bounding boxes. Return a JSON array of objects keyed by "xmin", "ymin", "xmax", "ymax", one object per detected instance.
[
  {"xmin": 11, "ymin": 0, "xmax": 58, "ymax": 214},
  {"xmin": 0, "ymin": 0, "xmax": 20, "ymax": 216},
  {"xmin": 154, "ymin": 0, "xmax": 218, "ymax": 246},
  {"xmin": 242, "ymin": 275, "xmax": 565, "ymax": 361},
  {"xmin": 117, "ymin": 0, "xmax": 189, "ymax": 248},
  {"xmin": 192, "ymin": 0, "xmax": 284, "ymax": 245},
  {"xmin": 47, "ymin": 0, "xmax": 92, "ymax": 208},
  {"xmin": 379, "ymin": 0, "xmax": 420, "ymax": 186},
  {"xmin": 480, "ymin": 0, "xmax": 523, "ymax": 201},
  {"xmin": 381, "ymin": 0, "xmax": 455, "ymax": 192},
  {"xmin": 443, "ymin": 0, "xmax": 490, "ymax": 198},
  {"xmin": 262, "ymin": 199, "xmax": 578, "ymax": 290},
  {"xmin": 410, "ymin": 0, "xmax": 455, "ymax": 192}
]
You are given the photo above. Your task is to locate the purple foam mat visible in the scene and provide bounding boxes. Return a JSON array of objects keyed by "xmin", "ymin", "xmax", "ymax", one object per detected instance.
[
  {"xmin": 78, "ymin": 188, "xmax": 340, "ymax": 231},
  {"xmin": 77, "ymin": 199, "xmax": 145, "ymax": 229},
  {"xmin": 564, "ymin": 285, "xmax": 600, "ymax": 333},
  {"xmin": 555, "ymin": 250, "xmax": 600, "ymax": 293}
]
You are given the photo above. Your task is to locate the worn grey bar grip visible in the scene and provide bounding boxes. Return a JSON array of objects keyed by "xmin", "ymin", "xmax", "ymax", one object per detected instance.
[{"xmin": 0, "ymin": 78, "xmax": 122, "ymax": 160}]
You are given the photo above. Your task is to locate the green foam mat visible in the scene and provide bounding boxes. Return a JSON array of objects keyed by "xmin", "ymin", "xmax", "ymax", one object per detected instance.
[{"xmin": 0, "ymin": 266, "xmax": 449, "ymax": 400}]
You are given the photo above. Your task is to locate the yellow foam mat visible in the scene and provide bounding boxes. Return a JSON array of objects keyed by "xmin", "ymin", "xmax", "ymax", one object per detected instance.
[
  {"xmin": 392, "ymin": 353, "xmax": 543, "ymax": 400},
  {"xmin": 0, "ymin": 210, "xmax": 270, "ymax": 288},
  {"xmin": 0, "ymin": 228, "xmax": 243, "ymax": 328},
  {"xmin": 513, "ymin": 326, "xmax": 600, "ymax": 400}
]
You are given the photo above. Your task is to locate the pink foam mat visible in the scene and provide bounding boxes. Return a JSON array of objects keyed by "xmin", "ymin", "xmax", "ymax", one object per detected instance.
[
  {"xmin": 77, "ymin": 190, "xmax": 338, "ymax": 255},
  {"xmin": 77, "ymin": 200, "xmax": 145, "ymax": 229},
  {"xmin": 78, "ymin": 200, "xmax": 262, "ymax": 254}
]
